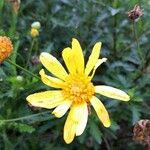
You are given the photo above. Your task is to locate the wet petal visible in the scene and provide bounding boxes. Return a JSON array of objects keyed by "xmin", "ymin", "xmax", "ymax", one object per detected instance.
[
  {"xmin": 95, "ymin": 85, "xmax": 130, "ymax": 101},
  {"xmin": 39, "ymin": 69, "xmax": 65, "ymax": 88},
  {"xmin": 40, "ymin": 52, "xmax": 68, "ymax": 80},
  {"xmin": 26, "ymin": 91, "xmax": 64, "ymax": 109},
  {"xmin": 85, "ymin": 42, "xmax": 102, "ymax": 76},
  {"xmin": 90, "ymin": 96, "xmax": 111, "ymax": 127},
  {"xmin": 72, "ymin": 38, "xmax": 84, "ymax": 74},
  {"xmin": 52, "ymin": 100, "xmax": 72, "ymax": 118},
  {"xmin": 62, "ymin": 47, "xmax": 76, "ymax": 74}
]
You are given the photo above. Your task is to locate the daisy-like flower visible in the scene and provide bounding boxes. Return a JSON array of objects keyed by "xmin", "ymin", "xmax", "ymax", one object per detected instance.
[{"xmin": 26, "ymin": 38, "xmax": 130, "ymax": 144}]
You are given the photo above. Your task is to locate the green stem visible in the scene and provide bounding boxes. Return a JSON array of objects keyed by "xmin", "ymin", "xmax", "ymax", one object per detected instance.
[
  {"xmin": 35, "ymin": 38, "xmax": 39, "ymax": 55},
  {"xmin": 0, "ymin": 0, "xmax": 4, "ymax": 27},
  {"xmin": 6, "ymin": 59, "xmax": 40, "ymax": 80},
  {"xmin": 25, "ymin": 38, "xmax": 36, "ymax": 69},
  {"xmin": 113, "ymin": 15, "xmax": 117, "ymax": 53},
  {"xmin": 0, "ymin": 111, "xmax": 51, "ymax": 122},
  {"xmin": 103, "ymin": 134, "xmax": 111, "ymax": 150},
  {"xmin": 9, "ymin": 13, "xmax": 18, "ymax": 38},
  {"xmin": 132, "ymin": 21, "xmax": 143, "ymax": 66}
]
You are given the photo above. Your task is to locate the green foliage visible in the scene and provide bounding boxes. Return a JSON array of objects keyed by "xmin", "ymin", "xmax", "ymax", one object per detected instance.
[
  {"xmin": 0, "ymin": 0, "xmax": 150, "ymax": 149},
  {"xmin": 10, "ymin": 123, "xmax": 35, "ymax": 133},
  {"xmin": 89, "ymin": 121, "xmax": 102, "ymax": 144}
]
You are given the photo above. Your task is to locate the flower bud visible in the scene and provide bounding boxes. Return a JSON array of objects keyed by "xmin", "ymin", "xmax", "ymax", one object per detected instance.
[
  {"xmin": 31, "ymin": 21, "xmax": 41, "ymax": 30},
  {"xmin": 128, "ymin": 5, "xmax": 143, "ymax": 20},
  {"xmin": 0, "ymin": 36, "xmax": 13, "ymax": 63},
  {"xmin": 30, "ymin": 28, "xmax": 39, "ymax": 38},
  {"xmin": 133, "ymin": 119, "xmax": 150, "ymax": 147},
  {"xmin": 16, "ymin": 75, "xmax": 23, "ymax": 82},
  {"xmin": 31, "ymin": 56, "xmax": 40, "ymax": 65}
]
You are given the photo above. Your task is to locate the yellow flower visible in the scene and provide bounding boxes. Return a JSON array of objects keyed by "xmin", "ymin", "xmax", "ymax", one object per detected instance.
[
  {"xmin": 26, "ymin": 38, "xmax": 130, "ymax": 144},
  {"xmin": 30, "ymin": 28, "xmax": 39, "ymax": 38},
  {"xmin": 0, "ymin": 36, "xmax": 13, "ymax": 63}
]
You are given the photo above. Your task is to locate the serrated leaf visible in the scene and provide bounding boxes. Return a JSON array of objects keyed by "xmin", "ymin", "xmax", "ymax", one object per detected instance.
[
  {"xmin": 13, "ymin": 123, "xmax": 35, "ymax": 133},
  {"xmin": 89, "ymin": 121, "xmax": 102, "ymax": 144},
  {"xmin": 110, "ymin": 120, "xmax": 120, "ymax": 131},
  {"xmin": 131, "ymin": 106, "xmax": 141, "ymax": 125},
  {"xmin": 110, "ymin": 61, "xmax": 136, "ymax": 72},
  {"xmin": 3, "ymin": 133, "xmax": 15, "ymax": 150}
]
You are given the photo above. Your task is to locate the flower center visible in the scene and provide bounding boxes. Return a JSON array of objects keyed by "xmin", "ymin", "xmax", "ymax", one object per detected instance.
[{"xmin": 62, "ymin": 74, "xmax": 95, "ymax": 104}]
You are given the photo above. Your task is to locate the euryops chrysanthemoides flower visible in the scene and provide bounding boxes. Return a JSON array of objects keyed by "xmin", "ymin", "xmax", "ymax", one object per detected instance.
[{"xmin": 27, "ymin": 38, "xmax": 130, "ymax": 144}]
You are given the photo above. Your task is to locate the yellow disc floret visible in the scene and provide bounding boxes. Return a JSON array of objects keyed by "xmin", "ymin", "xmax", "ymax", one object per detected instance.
[
  {"xmin": 62, "ymin": 74, "xmax": 95, "ymax": 104},
  {"xmin": 0, "ymin": 36, "xmax": 13, "ymax": 63}
]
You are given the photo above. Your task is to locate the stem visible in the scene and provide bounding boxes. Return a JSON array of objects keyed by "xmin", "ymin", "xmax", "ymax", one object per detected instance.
[
  {"xmin": 133, "ymin": 21, "xmax": 139, "ymax": 49},
  {"xmin": 9, "ymin": 13, "xmax": 18, "ymax": 38},
  {"xmin": 103, "ymin": 135, "xmax": 111, "ymax": 150},
  {"xmin": 35, "ymin": 38, "xmax": 39, "ymax": 55},
  {"xmin": 0, "ymin": 0, "xmax": 4, "ymax": 27},
  {"xmin": 124, "ymin": 28, "xmax": 150, "ymax": 52},
  {"xmin": 0, "ymin": 111, "xmax": 51, "ymax": 122},
  {"xmin": 113, "ymin": 14, "xmax": 117, "ymax": 54},
  {"xmin": 6, "ymin": 59, "xmax": 40, "ymax": 80},
  {"xmin": 132, "ymin": 20, "xmax": 143, "ymax": 66},
  {"xmin": 112, "ymin": 0, "xmax": 118, "ymax": 55},
  {"xmin": 25, "ymin": 38, "xmax": 36, "ymax": 69}
]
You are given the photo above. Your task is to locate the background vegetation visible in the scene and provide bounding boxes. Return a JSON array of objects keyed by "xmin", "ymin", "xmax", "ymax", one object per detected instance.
[{"xmin": 0, "ymin": 0, "xmax": 150, "ymax": 149}]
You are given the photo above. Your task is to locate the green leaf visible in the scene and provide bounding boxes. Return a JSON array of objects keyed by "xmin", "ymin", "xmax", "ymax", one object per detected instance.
[
  {"xmin": 110, "ymin": 120, "xmax": 120, "ymax": 131},
  {"xmin": 12, "ymin": 123, "xmax": 35, "ymax": 133},
  {"xmin": 3, "ymin": 133, "xmax": 15, "ymax": 150},
  {"xmin": 89, "ymin": 121, "xmax": 102, "ymax": 144},
  {"xmin": 131, "ymin": 106, "xmax": 141, "ymax": 125},
  {"xmin": 0, "ymin": 120, "xmax": 6, "ymax": 129},
  {"xmin": 0, "ymin": 0, "xmax": 4, "ymax": 10}
]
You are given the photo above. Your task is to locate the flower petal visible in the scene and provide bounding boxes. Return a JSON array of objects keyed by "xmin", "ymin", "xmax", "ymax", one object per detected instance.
[
  {"xmin": 90, "ymin": 58, "xmax": 107, "ymax": 78},
  {"xmin": 62, "ymin": 47, "xmax": 76, "ymax": 74},
  {"xmin": 52, "ymin": 100, "xmax": 72, "ymax": 118},
  {"xmin": 95, "ymin": 85, "xmax": 130, "ymax": 101},
  {"xmin": 85, "ymin": 42, "xmax": 102, "ymax": 76},
  {"xmin": 63, "ymin": 105, "xmax": 78, "ymax": 144},
  {"xmin": 39, "ymin": 69, "xmax": 65, "ymax": 88},
  {"xmin": 26, "ymin": 91, "xmax": 64, "ymax": 109},
  {"xmin": 76, "ymin": 102, "xmax": 88, "ymax": 136},
  {"xmin": 90, "ymin": 96, "xmax": 111, "ymax": 127},
  {"xmin": 63, "ymin": 103, "xmax": 87, "ymax": 144},
  {"xmin": 40, "ymin": 52, "xmax": 68, "ymax": 80},
  {"xmin": 72, "ymin": 38, "xmax": 84, "ymax": 74}
]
